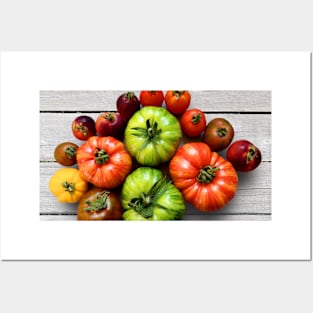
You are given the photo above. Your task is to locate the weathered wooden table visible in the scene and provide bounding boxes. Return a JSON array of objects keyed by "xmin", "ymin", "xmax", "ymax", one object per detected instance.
[{"xmin": 40, "ymin": 90, "xmax": 271, "ymax": 221}]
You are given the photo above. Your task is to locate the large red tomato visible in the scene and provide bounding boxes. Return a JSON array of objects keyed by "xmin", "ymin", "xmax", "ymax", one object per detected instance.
[
  {"xmin": 169, "ymin": 142, "xmax": 238, "ymax": 212},
  {"xmin": 76, "ymin": 136, "xmax": 132, "ymax": 189}
]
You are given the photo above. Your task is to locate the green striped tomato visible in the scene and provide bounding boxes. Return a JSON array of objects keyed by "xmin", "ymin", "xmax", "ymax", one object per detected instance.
[
  {"xmin": 124, "ymin": 106, "xmax": 182, "ymax": 166},
  {"xmin": 121, "ymin": 167, "xmax": 186, "ymax": 221}
]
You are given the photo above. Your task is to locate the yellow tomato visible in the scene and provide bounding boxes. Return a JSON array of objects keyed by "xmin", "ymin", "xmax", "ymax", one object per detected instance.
[{"xmin": 49, "ymin": 168, "xmax": 88, "ymax": 203}]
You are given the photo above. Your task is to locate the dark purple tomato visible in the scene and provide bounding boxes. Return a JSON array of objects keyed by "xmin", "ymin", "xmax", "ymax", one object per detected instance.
[
  {"xmin": 116, "ymin": 91, "xmax": 141, "ymax": 121},
  {"xmin": 226, "ymin": 140, "xmax": 262, "ymax": 172},
  {"xmin": 72, "ymin": 115, "xmax": 96, "ymax": 140}
]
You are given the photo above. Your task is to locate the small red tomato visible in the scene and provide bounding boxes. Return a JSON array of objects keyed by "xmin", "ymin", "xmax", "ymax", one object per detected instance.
[
  {"xmin": 95, "ymin": 112, "xmax": 125, "ymax": 139},
  {"xmin": 226, "ymin": 140, "xmax": 262, "ymax": 172},
  {"xmin": 77, "ymin": 187, "xmax": 123, "ymax": 220},
  {"xmin": 180, "ymin": 109, "xmax": 206, "ymax": 137},
  {"xmin": 72, "ymin": 115, "xmax": 96, "ymax": 140},
  {"xmin": 203, "ymin": 118, "xmax": 234, "ymax": 151},
  {"xmin": 116, "ymin": 91, "xmax": 141, "ymax": 121},
  {"xmin": 139, "ymin": 91, "xmax": 164, "ymax": 107},
  {"xmin": 165, "ymin": 90, "xmax": 191, "ymax": 115},
  {"xmin": 54, "ymin": 142, "xmax": 79, "ymax": 166}
]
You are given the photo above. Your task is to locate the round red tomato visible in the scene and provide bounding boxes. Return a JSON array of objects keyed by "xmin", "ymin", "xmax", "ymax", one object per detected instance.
[
  {"xmin": 77, "ymin": 187, "xmax": 123, "ymax": 220},
  {"xmin": 139, "ymin": 91, "xmax": 164, "ymax": 107},
  {"xmin": 169, "ymin": 142, "xmax": 238, "ymax": 212},
  {"xmin": 203, "ymin": 118, "xmax": 234, "ymax": 151},
  {"xmin": 54, "ymin": 142, "xmax": 79, "ymax": 166},
  {"xmin": 95, "ymin": 112, "xmax": 125, "ymax": 139},
  {"xmin": 180, "ymin": 109, "xmax": 206, "ymax": 137},
  {"xmin": 226, "ymin": 140, "xmax": 262, "ymax": 172},
  {"xmin": 165, "ymin": 90, "xmax": 191, "ymax": 115},
  {"xmin": 76, "ymin": 136, "xmax": 132, "ymax": 189},
  {"xmin": 72, "ymin": 115, "xmax": 96, "ymax": 140}
]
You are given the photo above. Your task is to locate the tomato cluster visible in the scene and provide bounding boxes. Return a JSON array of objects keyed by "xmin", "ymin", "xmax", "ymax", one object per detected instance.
[{"xmin": 49, "ymin": 90, "xmax": 262, "ymax": 220}]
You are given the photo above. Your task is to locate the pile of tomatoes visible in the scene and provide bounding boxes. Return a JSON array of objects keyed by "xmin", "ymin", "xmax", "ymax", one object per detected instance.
[{"xmin": 49, "ymin": 90, "xmax": 262, "ymax": 220}]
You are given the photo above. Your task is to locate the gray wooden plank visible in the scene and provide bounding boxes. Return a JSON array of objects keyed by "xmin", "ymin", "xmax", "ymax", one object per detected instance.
[
  {"xmin": 40, "ymin": 161, "xmax": 271, "ymax": 216},
  {"xmin": 40, "ymin": 90, "xmax": 271, "ymax": 112},
  {"xmin": 40, "ymin": 214, "xmax": 271, "ymax": 221},
  {"xmin": 40, "ymin": 113, "xmax": 271, "ymax": 161}
]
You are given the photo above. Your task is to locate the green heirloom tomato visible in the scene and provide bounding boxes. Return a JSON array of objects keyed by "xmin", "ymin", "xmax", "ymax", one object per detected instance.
[
  {"xmin": 124, "ymin": 106, "xmax": 182, "ymax": 166},
  {"xmin": 121, "ymin": 167, "xmax": 186, "ymax": 220}
]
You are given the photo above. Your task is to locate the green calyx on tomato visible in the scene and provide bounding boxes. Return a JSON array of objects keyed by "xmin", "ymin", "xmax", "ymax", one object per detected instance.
[
  {"xmin": 125, "ymin": 107, "xmax": 182, "ymax": 166},
  {"xmin": 173, "ymin": 90, "xmax": 185, "ymax": 99},
  {"xmin": 197, "ymin": 165, "xmax": 220, "ymax": 183},
  {"xmin": 191, "ymin": 113, "xmax": 202, "ymax": 125},
  {"xmin": 61, "ymin": 181, "xmax": 75, "ymax": 193},
  {"xmin": 121, "ymin": 167, "xmax": 185, "ymax": 220},
  {"xmin": 94, "ymin": 147, "xmax": 109, "ymax": 165},
  {"xmin": 84, "ymin": 191, "xmax": 110, "ymax": 212},
  {"xmin": 216, "ymin": 127, "xmax": 228, "ymax": 137},
  {"xmin": 128, "ymin": 176, "xmax": 171, "ymax": 218},
  {"xmin": 64, "ymin": 146, "xmax": 77, "ymax": 158}
]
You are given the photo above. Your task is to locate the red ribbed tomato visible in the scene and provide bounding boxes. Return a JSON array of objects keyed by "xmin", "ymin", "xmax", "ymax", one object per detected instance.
[
  {"xmin": 77, "ymin": 136, "xmax": 132, "ymax": 189},
  {"xmin": 169, "ymin": 142, "xmax": 238, "ymax": 212}
]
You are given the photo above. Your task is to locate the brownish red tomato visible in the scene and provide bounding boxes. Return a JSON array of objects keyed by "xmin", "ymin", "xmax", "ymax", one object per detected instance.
[
  {"xmin": 203, "ymin": 118, "xmax": 234, "ymax": 151},
  {"xmin": 54, "ymin": 142, "xmax": 79, "ymax": 166},
  {"xmin": 95, "ymin": 112, "xmax": 125, "ymax": 139},
  {"xmin": 169, "ymin": 142, "xmax": 238, "ymax": 212},
  {"xmin": 76, "ymin": 136, "xmax": 132, "ymax": 189},
  {"xmin": 77, "ymin": 187, "xmax": 123, "ymax": 220},
  {"xmin": 165, "ymin": 90, "xmax": 191, "ymax": 115},
  {"xmin": 226, "ymin": 140, "xmax": 262, "ymax": 172},
  {"xmin": 180, "ymin": 109, "xmax": 206, "ymax": 137},
  {"xmin": 72, "ymin": 115, "xmax": 96, "ymax": 140},
  {"xmin": 139, "ymin": 91, "xmax": 164, "ymax": 107}
]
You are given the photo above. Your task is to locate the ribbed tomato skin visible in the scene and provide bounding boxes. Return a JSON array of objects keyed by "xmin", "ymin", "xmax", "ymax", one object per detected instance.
[
  {"xmin": 77, "ymin": 136, "xmax": 132, "ymax": 189},
  {"xmin": 169, "ymin": 142, "xmax": 238, "ymax": 212}
]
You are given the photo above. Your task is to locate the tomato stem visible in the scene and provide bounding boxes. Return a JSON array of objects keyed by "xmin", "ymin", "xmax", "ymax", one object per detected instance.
[
  {"xmin": 128, "ymin": 176, "xmax": 170, "ymax": 218},
  {"xmin": 94, "ymin": 148, "xmax": 109, "ymax": 165},
  {"xmin": 146, "ymin": 119, "xmax": 162, "ymax": 139},
  {"xmin": 126, "ymin": 91, "xmax": 135, "ymax": 100},
  {"xmin": 246, "ymin": 146, "xmax": 257, "ymax": 163},
  {"xmin": 84, "ymin": 191, "xmax": 110, "ymax": 212},
  {"xmin": 197, "ymin": 165, "xmax": 219, "ymax": 183},
  {"xmin": 75, "ymin": 123, "xmax": 88, "ymax": 137},
  {"xmin": 216, "ymin": 127, "xmax": 227, "ymax": 137},
  {"xmin": 173, "ymin": 91, "xmax": 184, "ymax": 99},
  {"xmin": 62, "ymin": 181, "xmax": 75, "ymax": 193},
  {"xmin": 191, "ymin": 113, "xmax": 202, "ymax": 125},
  {"xmin": 104, "ymin": 113, "xmax": 115, "ymax": 122},
  {"xmin": 65, "ymin": 146, "xmax": 77, "ymax": 159}
]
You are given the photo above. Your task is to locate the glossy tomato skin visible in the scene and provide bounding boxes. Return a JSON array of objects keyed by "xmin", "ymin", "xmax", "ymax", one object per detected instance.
[
  {"xmin": 180, "ymin": 109, "xmax": 206, "ymax": 137},
  {"xmin": 72, "ymin": 115, "xmax": 96, "ymax": 140},
  {"xmin": 165, "ymin": 90, "xmax": 191, "ymax": 115},
  {"xmin": 139, "ymin": 91, "xmax": 164, "ymax": 107},
  {"xmin": 203, "ymin": 118, "xmax": 234, "ymax": 152},
  {"xmin": 169, "ymin": 142, "xmax": 238, "ymax": 212},
  {"xmin": 95, "ymin": 112, "xmax": 125, "ymax": 139},
  {"xmin": 77, "ymin": 136, "xmax": 132, "ymax": 189},
  {"xmin": 124, "ymin": 106, "xmax": 182, "ymax": 166},
  {"xmin": 77, "ymin": 187, "xmax": 123, "ymax": 220},
  {"xmin": 54, "ymin": 142, "xmax": 79, "ymax": 166},
  {"xmin": 226, "ymin": 140, "xmax": 262, "ymax": 172},
  {"xmin": 116, "ymin": 91, "xmax": 141, "ymax": 122},
  {"xmin": 121, "ymin": 167, "xmax": 185, "ymax": 220}
]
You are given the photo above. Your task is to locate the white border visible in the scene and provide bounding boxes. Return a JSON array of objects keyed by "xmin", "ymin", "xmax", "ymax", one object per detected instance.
[{"xmin": 0, "ymin": 52, "xmax": 311, "ymax": 260}]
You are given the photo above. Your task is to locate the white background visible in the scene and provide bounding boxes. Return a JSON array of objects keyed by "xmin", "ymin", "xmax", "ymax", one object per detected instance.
[
  {"xmin": 1, "ymin": 51, "xmax": 310, "ymax": 261},
  {"xmin": 0, "ymin": 1, "xmax": 312, "ymax": 313}
]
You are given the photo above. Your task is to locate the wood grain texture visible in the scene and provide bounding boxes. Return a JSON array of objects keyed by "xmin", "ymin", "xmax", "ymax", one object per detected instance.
[
  {"xmin": 40, "ymin": 90, "xmax": 271, "ymax": 112},
  {"xmin": 40, "ymin": 90, "xmax": 271, "ymax": 221}
]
